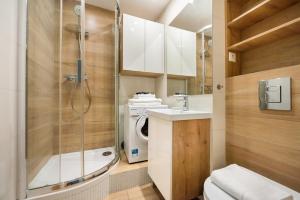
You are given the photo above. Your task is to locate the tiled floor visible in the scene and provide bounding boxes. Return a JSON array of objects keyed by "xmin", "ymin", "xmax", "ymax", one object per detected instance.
[{"xmin": 106, "ymin": 184, "xmax": 164, "ymax": 200}]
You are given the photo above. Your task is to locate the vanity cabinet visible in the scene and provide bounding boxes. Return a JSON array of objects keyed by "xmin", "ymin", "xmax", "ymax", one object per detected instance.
[
  {"xmin": 166, "ymin": 26, "xmax": 196, "ymax": 77},
  {"xmin": 121, "ymin": 14, "xmax": 164, "ymax": 76},
  {"xmin": 148, "ymin": 113, "xmax": 210, "ymax": 200}
]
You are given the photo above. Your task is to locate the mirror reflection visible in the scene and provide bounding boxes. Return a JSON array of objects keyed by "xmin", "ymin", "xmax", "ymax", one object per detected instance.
[{"xmin": 167, "ymin": 0, "xmax": 212, "ymax": 96}]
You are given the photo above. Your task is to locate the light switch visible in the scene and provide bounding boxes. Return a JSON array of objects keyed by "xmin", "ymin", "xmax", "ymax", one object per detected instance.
[{"xmin": 229, "ymin": 52, "xmax": 236, "ymax": 62}]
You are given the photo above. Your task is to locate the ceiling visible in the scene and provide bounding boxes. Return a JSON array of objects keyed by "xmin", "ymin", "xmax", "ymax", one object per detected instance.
[
  {"xmin": 170, "ymin": 0, "xmax": 212, "ymax": 33},
  {"xmin": 86, "ymin": 0, "xmax": 171, "ymax": 21},
  {"xmin": 120, "ymin": 0, "xmax": 171, "ymax": 20},
  {"xmin": 85, "ymin": 0, "xmax": 212, "ymax": 33}
]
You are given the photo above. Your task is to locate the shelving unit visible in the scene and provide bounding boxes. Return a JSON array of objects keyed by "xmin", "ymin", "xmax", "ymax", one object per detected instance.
[
  {"xmin": 227, "ymin": 0, "xmax": 299, "ymax": 29},
  {"xmin": 226, "ymin": 0, "xmax": 300, "ymax": 77},
  {"xmin": 228, "ymin": 17, "xmax": 300, "ymax": 51}
]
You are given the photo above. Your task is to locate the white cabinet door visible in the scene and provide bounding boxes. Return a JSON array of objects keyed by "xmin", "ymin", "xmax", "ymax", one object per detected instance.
[
  {"xmin": 123, "ymin": 14, "xmax": 145, "ymax": 72},
  {"xmin": 148, "ymin": 116, "xmax": 172, "ymax": 200},
  {"xmin": 145, "ymin": 20, "xmax": 164, "ymax": 73},
  {"xmin": 181, "ymin": 30, "xmax": 196, "ymax": 77},
  {"xmin": 166, "ymin": 26, "xmax": 182, "ymax": 75}
]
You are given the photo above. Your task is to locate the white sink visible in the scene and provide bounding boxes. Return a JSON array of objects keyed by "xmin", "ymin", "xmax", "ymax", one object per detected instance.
[{"xmin": 147, "ymin": 108, "xmax": 212, "ymax": 121}]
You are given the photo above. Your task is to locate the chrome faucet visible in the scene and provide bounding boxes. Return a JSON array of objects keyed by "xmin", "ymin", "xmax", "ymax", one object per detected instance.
[{"xmin": 175, "ymin": 94, "xmax": 189, "ymax": 111}]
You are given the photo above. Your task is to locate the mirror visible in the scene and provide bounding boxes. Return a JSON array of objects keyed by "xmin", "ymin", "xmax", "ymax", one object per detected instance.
[{"xmin": 167, "ymin": 0, "xmax": 212, "ymax": 96}]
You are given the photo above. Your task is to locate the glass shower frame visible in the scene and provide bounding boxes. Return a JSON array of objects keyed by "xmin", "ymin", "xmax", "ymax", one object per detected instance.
[{"xmin": 24, "ymin": 0, "xmax": 120, "ymax": 196}]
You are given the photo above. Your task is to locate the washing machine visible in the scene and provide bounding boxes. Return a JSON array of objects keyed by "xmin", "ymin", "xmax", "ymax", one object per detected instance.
[{"xmin": 124, "ymin": 93, "xmax": 168, "ymax": 163}]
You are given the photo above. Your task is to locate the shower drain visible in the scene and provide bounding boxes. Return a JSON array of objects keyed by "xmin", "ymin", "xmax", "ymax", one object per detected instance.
[{"xmin": 102, "ymin": 151, "xmax": 112, "ymax": 156}]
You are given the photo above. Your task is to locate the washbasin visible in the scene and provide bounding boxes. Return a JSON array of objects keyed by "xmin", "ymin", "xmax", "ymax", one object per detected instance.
[{"xmin": 147, "ymin": 108, "xmax": 212, "ymax": 121}]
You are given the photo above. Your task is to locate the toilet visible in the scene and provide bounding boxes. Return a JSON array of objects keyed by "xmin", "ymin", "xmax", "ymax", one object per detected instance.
[
  {"xmin": 204, "ymin": 177, "xmax": 234, "ymax": 200},
  {"xmin": 204, "ymin": 166, "xmax": 300, "ymax": 200}
]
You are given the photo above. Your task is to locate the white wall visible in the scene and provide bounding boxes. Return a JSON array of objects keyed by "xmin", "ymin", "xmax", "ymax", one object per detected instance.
[
  {"xmin": 157, "ymin": 0, "xmax": 190, "ymax": 25},
  {"xmin": 0, "ymin": 0, "xmax": 18, "ymax": 199},
  {"xmin": 211, "ymin": 0, "xmax": 226, "ymax": 170}
]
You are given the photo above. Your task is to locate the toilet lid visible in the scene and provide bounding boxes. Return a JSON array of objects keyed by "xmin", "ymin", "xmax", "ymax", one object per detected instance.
[
  {"xmin": 204, "ymin": 178, "xmax": 235, "ymax": 200},
  {"xmin": 204, "ymin": 177, "xmax": 300, "ymax": 200},
  {"xmin": 136, "ymin": 115, "xmax": 148, "ymax": 141}
]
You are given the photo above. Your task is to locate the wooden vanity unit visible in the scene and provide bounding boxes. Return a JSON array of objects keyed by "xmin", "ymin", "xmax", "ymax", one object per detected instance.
[{"xmin": 147, "ymin": 109, "xmax": 211, "ymax": 200}]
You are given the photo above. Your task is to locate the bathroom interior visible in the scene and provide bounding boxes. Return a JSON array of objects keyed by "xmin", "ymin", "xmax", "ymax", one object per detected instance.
[{"xmin": 0, "ymin": 0, "xmax": 300, "ymax": 200}]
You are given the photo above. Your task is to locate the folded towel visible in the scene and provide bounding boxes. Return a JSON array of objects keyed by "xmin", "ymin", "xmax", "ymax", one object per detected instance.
[
  {"xmin": 211, "ymin": 164, "xmax": 293, "ymax": 200},
  {"xmin": 128, "ymin": 98, "xmax": 162, "ymax": 104}
]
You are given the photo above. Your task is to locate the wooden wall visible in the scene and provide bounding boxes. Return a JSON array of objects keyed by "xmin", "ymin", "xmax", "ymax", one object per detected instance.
[
  {"xmin": 59, "ymin": 1, "xmax": 115, "ymax": 153},
  {"xmin": 226, "ymin": 65, "xmax": 300, "ymax": 191},
  {"xmin": 241, "ymin": 34, "xmax": 300, "ymax": 74},
  {"xmin": 27, "ymin": 0, "xmax": 60, "ymax": 182}
]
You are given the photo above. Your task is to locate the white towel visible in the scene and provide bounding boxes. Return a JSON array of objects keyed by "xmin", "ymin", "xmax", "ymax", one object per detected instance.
[{"xmin": 211, "ymin": 164, "xmax": 293, "ymax": 200}]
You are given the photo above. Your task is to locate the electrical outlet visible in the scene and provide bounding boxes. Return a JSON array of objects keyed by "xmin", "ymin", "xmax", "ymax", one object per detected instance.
[{"xmin": 229, "ymin": 52, "xmax": 236, "ymax": 62}]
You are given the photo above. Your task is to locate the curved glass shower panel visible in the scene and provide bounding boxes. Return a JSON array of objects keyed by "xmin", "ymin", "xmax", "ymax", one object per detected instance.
[
  {"xmin": 60, "ymin": 0, "xmax": 85, "ymax": 183},
  {"xmin": 83, "ymin": 1, "xmax": 118, "ymax": 176},
  {"xmin": 26, "ymin": 0, "xmax": 119, "ymax": 192},
  {"xmin": 26, "ymin": 0, "xmax": 63, "ymax": 189}
]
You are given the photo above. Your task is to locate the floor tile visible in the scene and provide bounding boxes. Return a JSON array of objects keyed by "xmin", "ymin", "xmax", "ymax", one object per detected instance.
[
  {"xmin": 106, "ymin": 190, "xmax": 129, "ymax": 200},
  {"xmin": 107, "ymin": 184, "xmax": 164, "ymax": 200}
]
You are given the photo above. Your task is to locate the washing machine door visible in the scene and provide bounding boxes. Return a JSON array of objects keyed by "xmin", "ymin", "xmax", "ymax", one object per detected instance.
[{"xmin": 136, "ymin": 115, "xmax": 148, "ymax": 141}]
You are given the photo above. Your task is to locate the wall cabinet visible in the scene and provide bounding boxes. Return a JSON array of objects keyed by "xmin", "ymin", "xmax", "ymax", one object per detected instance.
[
  {"xmin": 166, "ymin": 26, "xmax": 196, "ymax": 77},
  {"xmin": 123, "ymin": 14, "xmax": 145, "ymax": 72},
  {"xmin": 122, "ymin": 14, "xmax": 164, "ymax": 76},
  {"xmin": 166, "ymin": 26, "xmax": 182, "ymax": 75}
]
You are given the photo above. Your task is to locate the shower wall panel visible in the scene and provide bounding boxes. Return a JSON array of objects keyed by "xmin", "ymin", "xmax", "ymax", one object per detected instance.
[
  {"xmin": 58, "ymin": 1, "xmax": 115, "ymax": 153},
  {"xmin": 27, "ymin": 0, "xmax": 60, "ymax": 182}
]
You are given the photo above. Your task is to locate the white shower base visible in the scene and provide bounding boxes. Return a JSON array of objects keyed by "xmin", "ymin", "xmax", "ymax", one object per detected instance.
[{"xmin": 29, "ymin": 147, "xmax": 115, "ymax": 189}]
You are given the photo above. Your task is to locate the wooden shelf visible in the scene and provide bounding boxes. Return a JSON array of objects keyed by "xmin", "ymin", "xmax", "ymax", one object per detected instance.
[
  {"xmin": 227, "ymin": 0, "xmax": 300, "ymax": 29},
  {"xmin": 228, "ymin": 17, "xmax": 300, "ymax": 52}
]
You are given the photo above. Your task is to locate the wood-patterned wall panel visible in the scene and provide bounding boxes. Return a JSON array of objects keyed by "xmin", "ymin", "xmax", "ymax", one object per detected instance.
[
  {"xmin": 241, "ymin": 34, "xmax": 300, "ymax": 74},
  {"xmin": 226, "ymin": 65, "xmax": 300, "ymax": 191},
  {"xmin": 60, "ymin": 1, "xmax": 115, "ymax": 153},
  {"xmin": 27, "ymin": 0, "xmax": 60, "ymax": 182}
]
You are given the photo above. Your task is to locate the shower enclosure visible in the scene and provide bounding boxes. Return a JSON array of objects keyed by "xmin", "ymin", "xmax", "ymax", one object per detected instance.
[{"xmin": 26, "ymin": 0, "xmax": 119, "ymax": 194}]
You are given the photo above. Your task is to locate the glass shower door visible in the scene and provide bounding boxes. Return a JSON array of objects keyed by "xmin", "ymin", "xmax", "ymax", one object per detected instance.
[
  {"xmin": 82, "ymin": 1, "xmax": 118, "ymax": 177},
  {"xmin": 26, "ymin": 0, "xmax": 119, "ymax": 193},
  {"xmin": 26, "ymin": 0, "xmax": 86, "ymax": 189},
  {"xmin": 60, "ymin": 0, "xmax": 86, "ymax": 184},
  {"xmin": 26, "ymin": 0, "xmax": 62, "ymax": 189}
]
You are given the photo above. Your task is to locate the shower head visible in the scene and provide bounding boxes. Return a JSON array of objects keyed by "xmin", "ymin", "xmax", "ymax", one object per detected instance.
[{"xmin": 74, "ymin": 5, "xmax": 81, "ymax": 16}]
